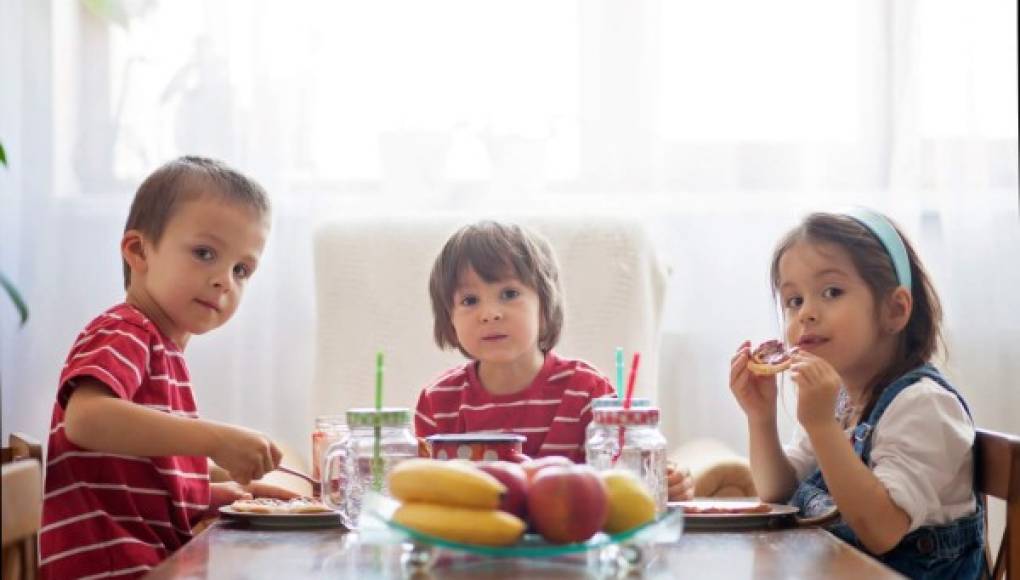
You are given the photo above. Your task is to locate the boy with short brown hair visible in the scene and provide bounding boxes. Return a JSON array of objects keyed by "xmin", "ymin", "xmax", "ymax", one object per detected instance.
[{"xmin": 41, "ymin": 156, "xmax": 291, "ymax": 579}]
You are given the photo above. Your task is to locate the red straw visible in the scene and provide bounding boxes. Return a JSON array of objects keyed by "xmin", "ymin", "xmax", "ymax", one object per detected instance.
[
  {"xmin": 613, "ymin": 352, "xmax": 641, "ymax": 466},
  {"xmin": 622, "ymin": 353, "xmax": 641, "ymax": 409}
]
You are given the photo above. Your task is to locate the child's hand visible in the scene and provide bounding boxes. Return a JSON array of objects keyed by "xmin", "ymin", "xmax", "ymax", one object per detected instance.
[
  {"xmin": 666, "ymin": 462, "xmax": 695, "ymax": 501},
  {"xmin": 209, "ymin": 481, "xmax": 253, "ymax": 510},
  {"xmin": 789, "ymin": 351, "xmax": 842, "ymax": 432},
  {"xmin": 729, "ymin": 340, "xmax": 779, "ymax": 422},
  {"xmin": 208, "ymin": 424, "xmax": 282, "ymax": 485},
  {"xmin": 245, "ymin": 481, "xmax": 301, "ymax": 501},
  {"xmin": 208, "ymin": 480, "xmax": 300, "ymax": 511}
]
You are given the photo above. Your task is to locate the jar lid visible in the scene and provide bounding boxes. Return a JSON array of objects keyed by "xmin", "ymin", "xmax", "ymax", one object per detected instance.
[
  {"xmin": 593, "ymin": 407, "xmax": 660, "ymax": 426},
  {"xmin": 426, "ymin": 433, "xmax": 526, "ymax": 444},
  {"xmin": 346, "ymin": 407, "xmax": 411, "ymax": 427},
  {"xmin": 315, "ymin": 414, "xmax": 346, "ymax": 426},
  {"xmin": 591, "ymin": 397, "xmax": 651, "ymax": 409}
]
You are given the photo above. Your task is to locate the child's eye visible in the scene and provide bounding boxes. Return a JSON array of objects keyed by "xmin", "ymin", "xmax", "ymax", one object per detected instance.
[
  {"xmin": 501, "ymin": 288, "xmax": 520, "ymax": 301},
  {"xmin": 233, "ymin": 264, "xmax": 252, "ymax": 280},
  {"xmin": 459, "ymin": 295, "xmax": 478, "ymax": 307},
  {"xmin": 822, "ymin": 287, "xmax": 844, "ymax": 299},
  {"xmin": 193, "ymin": 247, "xmax": 215, "ymax": 261},
  {"xmin": 784, "ymin": 295, "xmax": 803, "ymax": 309}
]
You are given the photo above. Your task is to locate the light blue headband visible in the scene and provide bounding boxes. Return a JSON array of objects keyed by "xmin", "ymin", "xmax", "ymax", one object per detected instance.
[{"xmin": 843, "ymin": 207, "xmax": 912, "ymax": 291}]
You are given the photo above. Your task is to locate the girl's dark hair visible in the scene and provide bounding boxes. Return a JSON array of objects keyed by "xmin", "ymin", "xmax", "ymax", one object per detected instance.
[
  {"xmin": 122, "ymin": 156, "xmax": 270, "ymax": 289},
  {"xmin": 769, "ymin": 212, "xmax": 944, "ymax": 419},
  {"xmin": 429, "ymin": 221, "xmax": 564, "ymax": 358}
]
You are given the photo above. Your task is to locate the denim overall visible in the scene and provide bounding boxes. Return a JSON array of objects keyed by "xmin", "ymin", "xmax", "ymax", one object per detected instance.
[{"xmin": 789, "ymin": 364, "xmax": 985, "ymax": 580}]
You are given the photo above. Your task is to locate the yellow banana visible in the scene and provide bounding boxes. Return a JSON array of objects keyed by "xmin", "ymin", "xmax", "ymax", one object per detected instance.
[
  {"xmin": 388, "ymin": 458, "xmax": 505, "ymax": 509},
  {"xmin": 393, "ymin": 502, "xmax": 525, "ymax": 546}
]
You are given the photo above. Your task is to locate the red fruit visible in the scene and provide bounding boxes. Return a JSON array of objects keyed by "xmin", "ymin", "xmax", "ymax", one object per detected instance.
[
  {"xmin": 526, "ymin": 465, "xmax": 608, "ymax": 544},
  {"xmin": 477, "ymin": 461, "xmax": 529, "ymax": 520},
  {"xmin": 520, "ymin": 455, "xmax": 574, "ymax": 482}
]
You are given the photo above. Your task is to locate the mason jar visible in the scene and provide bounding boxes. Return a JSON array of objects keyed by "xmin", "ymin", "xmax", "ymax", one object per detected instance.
[
  {"xmin": 311, "ymin": 414, "xmax": 348, "ymax": 483},
  {"xmin": 585, "ymin": 406, "xmax": 668, "ymax": 513},
  {"xmin": 321, "ymin": 407, "xmax": 418, "ymax": 528},
  {"xmin": 586, "ymin": 397, "xmax": 652, "ymax": 446}
]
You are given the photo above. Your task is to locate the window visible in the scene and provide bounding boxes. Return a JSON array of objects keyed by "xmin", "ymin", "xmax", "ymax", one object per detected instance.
[
  {"xmin": 105, "ymin": 0, "xmax": 580, "ymax": 187},
  {"xmin": 659, "ymin": 0, "xmax": 861, "ymax": 141},
  {"xmin": 16, "ymin": 0, "xmax": 1017, "ymax": 201}
]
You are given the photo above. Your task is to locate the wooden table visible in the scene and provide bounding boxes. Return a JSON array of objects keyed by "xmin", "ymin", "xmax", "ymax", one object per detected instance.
[{"xmin": 146, "ymin": 519, "xmax": 903, "ymax": 579}]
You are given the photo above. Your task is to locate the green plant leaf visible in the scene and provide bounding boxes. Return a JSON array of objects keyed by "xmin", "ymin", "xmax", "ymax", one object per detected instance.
[
  {"xmin": 81, "ymin": 0, "xmax": 129, "ymax": 29},
  {"xmin": 0, "ymin": 272, "xmax": 29, "ymax": 326},
  {"xmin": 0, "ymin": 142, "xmax": 7, "ymax": 167}
]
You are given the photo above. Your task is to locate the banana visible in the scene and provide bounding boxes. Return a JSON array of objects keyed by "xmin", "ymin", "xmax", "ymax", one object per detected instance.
[
  {"xmin": 388, "ymin": 458, "xmax": 505, "ymax": 509},
  {"xmin": 393, "ymin": 502, "xmax": 525, "ymax": 546}
]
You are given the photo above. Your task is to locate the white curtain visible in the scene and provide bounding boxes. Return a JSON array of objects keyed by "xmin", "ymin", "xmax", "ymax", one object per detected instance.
[{"xmin": 2, "ymin": 0, "xmax": 1016, "ymax": 483}]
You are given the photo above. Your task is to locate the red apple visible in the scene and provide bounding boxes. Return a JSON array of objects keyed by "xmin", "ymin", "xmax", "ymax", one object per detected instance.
[
  {"xmin": 477, "ymin": 461, "xmax": 529, "ymax": 520},
  {"xmin": 527, "ymin": 465, "xmax": 608, "ymax": 544},
  {"xmin": 520, "ymin": 455, "xmax": 574, "ymax": 482}
]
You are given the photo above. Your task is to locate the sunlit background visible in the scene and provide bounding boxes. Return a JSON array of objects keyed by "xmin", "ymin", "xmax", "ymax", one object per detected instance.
[{"xmin": 1, "ymin": 0, "xmax": 1017, "ymax": 544}]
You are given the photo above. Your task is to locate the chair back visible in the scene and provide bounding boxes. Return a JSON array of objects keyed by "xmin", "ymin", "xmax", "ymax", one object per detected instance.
[
  {"xmin": 975, "ymin": 428, "xmax": 1020, "ymax": 580},
  {"xmin": 2, "ymin": 432, "xmax": 43, "ymax": 580},
  {"xmin": 311, "ymin": 215, "xmax": 668, "ymax": 425}
]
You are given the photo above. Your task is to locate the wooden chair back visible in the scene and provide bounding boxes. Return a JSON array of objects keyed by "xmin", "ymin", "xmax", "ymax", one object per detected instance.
[
  {"xmin": 2, "ymin": 432, "xmax": 43, "ymax": 580},
  {"xmin": 975, "ymin": 428, "xmax": 1020, "ymax": 580}
]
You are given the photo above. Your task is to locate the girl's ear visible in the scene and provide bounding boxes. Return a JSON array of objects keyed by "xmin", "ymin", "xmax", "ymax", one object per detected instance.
[
  {"xmin": 121, "ymin": 230, "xmax": 149, "ymax": 275},
  {"xmin": 883, "ymin": 286, "xmax": 913, "ymax": 334}
]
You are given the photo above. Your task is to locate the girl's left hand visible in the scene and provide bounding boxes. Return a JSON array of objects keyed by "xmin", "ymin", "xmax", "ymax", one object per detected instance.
[
  {"xmin": 789, "ymin": 350, "xmax": 842, "ymax": 432},
  {"xmin": 666, "ymin": 462, "xmax": 695, "ymax": 501}
]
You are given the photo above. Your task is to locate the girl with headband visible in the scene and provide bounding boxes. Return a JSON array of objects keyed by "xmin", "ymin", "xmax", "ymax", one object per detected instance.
[{"xmin": 729, "ymin": 209, "xmax": 983, "ymax": 579}]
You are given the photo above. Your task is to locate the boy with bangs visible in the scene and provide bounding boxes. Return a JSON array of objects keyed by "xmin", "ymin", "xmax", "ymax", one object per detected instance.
[{"xmin": 415, "ymin": 221, "xmax": 693, "ymax": 500}]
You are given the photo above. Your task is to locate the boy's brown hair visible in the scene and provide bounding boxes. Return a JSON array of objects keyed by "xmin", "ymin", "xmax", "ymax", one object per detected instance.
[
  {"xmin": 769, "ymin": 211, "xmax": 944, "ymax": 420},
  {"xmin": 122, "ymin": 156, "xmax": 271, "ymax": 289},
  {"xmin": 429, "ymin": 221, "xmax": 564, "ymax": 358}
]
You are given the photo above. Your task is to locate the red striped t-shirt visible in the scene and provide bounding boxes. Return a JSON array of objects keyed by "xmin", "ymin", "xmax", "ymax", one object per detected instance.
[
  {"xmin": 40, "ymin": 303, "xmax": 210, "ymax": 580},
  {"xmin": 414, "ymin": 352, "xmax": 615, "ymax": 462}
]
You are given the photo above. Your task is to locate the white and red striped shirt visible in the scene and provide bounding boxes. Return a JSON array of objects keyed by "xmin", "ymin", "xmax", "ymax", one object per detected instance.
[
  {"xmin": 414, "ymin": 352, "xmax": 615, "ymax": 462},
  {"xmin": 41, "ymin": 304, "xmax": 210, "ymax": 580}
]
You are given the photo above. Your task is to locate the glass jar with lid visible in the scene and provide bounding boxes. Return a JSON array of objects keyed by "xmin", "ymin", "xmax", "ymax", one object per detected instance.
[
  {"xmin": 586, "ymin": 396, "xmax": 652, "ymax": 443},
  {"xmin": 321, "ymin": 407, "xmax": 418, "ymax": 528},
  {"xmin": 311, "ymin": 414, "xmax": 349, "ymax": 483},
  {"xmin": 585, "ymin": 406, "xmax": 668, "ymax": 513}
]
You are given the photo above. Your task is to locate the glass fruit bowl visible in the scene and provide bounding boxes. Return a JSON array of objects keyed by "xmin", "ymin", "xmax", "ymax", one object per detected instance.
[{"xmin": 359, "ymin": 493, "xmax": 683, "ymax": 572}]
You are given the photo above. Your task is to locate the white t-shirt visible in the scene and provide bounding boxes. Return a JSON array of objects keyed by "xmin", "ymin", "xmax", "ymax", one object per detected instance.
[{"xmin": 785, "ymin": 377, "xmax": 977, "ymax": 532}]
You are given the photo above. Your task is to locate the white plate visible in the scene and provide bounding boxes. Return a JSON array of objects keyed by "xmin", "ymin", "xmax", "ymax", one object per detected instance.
[
  {"xmin": 218, "ymin": 506, "xmax": 344, "ymax": 529},
  {"xmin": 668, "ymin": 500, "xmax": 799, "ymax": 531}
]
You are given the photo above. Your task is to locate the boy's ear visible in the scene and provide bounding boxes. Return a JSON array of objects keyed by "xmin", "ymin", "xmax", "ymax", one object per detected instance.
[
  {"xmin": 121, "ymin": 230, "xmax": 149, "ymax": 275},
  {"xmin": 883, "ymin": 286, "xmax": 913, "ymax": 334}
]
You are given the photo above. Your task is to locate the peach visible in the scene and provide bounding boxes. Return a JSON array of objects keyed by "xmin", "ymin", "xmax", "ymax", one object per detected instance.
[
  {"xmin": 477, "ymin": 461, "xmax": 530, "ymax": 520},
  {"xmin": 520, "ymin": 455, "xmax": 574, "ymax": 482},
  {"xmin": 527, "ymin": 465, "xmax": 608, "ymax": 544}
]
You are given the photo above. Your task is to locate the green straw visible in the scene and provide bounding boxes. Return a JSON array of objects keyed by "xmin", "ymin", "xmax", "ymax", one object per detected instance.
[
  {"xmin": 375, "ymin": 352, "xmax": 384, "ymax": 410},
  {"xmin": 615, "ymin": 347, "xmax": 624, "ymax": 399},
  {"xmin": 372, "ymin": 351, "xmax": 384, "ymax": 492}
]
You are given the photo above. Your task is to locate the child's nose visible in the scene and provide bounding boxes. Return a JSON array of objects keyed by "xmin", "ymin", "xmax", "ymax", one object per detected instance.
[
  {"xmin": 482, "ymin": 309, "xmax": 503, "ymax": 322},
  {"xmin": 798, "ymin": 302, "xmax": 818, "ymax": 324},
  {"xmin": 210, "ymin": 270, "xmax": 233, "ymax": 292}
]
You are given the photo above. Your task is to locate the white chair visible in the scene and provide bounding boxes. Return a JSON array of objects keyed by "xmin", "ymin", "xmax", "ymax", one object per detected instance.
[{"xmin": 310, "ymin": 214, "xmax": 668, "ymax": 424}]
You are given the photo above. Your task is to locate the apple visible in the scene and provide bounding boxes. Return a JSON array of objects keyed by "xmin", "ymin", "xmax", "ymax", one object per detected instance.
[
  {"xmin": 477, "ymin": 461, "xmax": 530, "ymax": 520},
  {"xmin": 527, "ymin": 464, "xmax": 608, "ymax": 544},
  {"xmin": 520, "ymin": 455, "xmax": 574, "ymax": 482}
]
